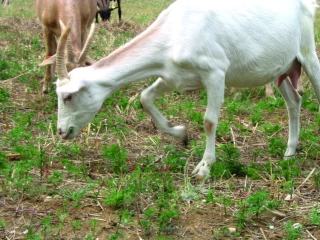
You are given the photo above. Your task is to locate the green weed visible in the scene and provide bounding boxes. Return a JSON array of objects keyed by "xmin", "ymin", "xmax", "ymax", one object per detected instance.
[
  {"xmin": 284, "ymin": 221, "xmax": 303, "ymax": 240},
  {"xmin": 306, "ymin": 203, "xmax": 320, "ymax": 226},
  {"xmin": 102, "ymin": 144, "xmax": 128, "ymax": 174}
]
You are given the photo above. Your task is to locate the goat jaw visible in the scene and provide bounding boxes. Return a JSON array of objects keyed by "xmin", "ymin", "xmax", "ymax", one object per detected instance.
[
  {"xmin": 56, "ymin": 22, "xmax": 71, "ymax": 80},
  {"xmin": 78, "ymin": 22, "xmax": 96, "ymax": 65}
]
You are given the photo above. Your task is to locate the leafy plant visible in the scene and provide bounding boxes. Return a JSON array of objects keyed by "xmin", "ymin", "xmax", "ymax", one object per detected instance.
[
  {"xmin": 306, "ymin": 203, "xmax": 320, "ymax": 226},
  {"xmin": 284, "ymin": 221, "xmax": 303, "ymax": 240},
  {"xmin": 313, "ymin": 170, "xmax": 320, "ymax": 190},
  {"xmin": 71, "ymin": 220, "xmax": 82, "ymax": 238},
  {"xmin": 102, "ymin": 144, "xmax": 128, "ymax": 174},
  {"xmin": 246, "ymin": 190, "xmax": 270, "ymax": 218}
]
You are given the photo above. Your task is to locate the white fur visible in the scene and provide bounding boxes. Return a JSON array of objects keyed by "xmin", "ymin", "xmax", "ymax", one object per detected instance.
[{"xmin": 56, "ymin": 0, "xmax": 320, "ymax": 177}]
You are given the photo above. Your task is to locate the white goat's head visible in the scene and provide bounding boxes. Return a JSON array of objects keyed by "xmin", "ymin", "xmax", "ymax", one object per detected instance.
[{"xmin": 55, "ymin": 23, "xmax": 108, "ymax": 139}]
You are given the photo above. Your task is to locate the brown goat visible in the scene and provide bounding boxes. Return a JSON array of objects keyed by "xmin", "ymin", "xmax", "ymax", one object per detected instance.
[{"xmin": 36, "ymin": 0, "xmax": 97, "ymax": 93}]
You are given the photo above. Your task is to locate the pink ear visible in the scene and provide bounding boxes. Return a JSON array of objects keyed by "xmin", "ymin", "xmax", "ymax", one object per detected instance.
[{"xmin": 39, "ymin": 55, "xmax": 56, "ymax": 67}]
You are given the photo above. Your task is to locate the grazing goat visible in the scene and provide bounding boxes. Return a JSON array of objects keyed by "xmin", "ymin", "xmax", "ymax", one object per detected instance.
[
  {"xmin": 54, "ymin": 0, "xmax": 320, "ymax": 177},
  {"xmin": 36, "ymin": 0, "xmax": 97, "ymax": 93},
  {"xmin": 96, "ymin": 0, "xmax": 121, "ymax": 23}
]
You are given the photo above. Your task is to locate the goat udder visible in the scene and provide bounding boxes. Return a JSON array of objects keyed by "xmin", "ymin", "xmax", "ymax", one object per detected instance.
[{"xmin": 276, "ymin": 61, "xmax": 301, "ymax": 89}]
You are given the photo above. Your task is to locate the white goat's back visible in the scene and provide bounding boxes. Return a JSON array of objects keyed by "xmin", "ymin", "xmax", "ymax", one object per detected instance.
[{"xmin": 153, "ymin": 0, "xmax": 315, "ymax": 89}]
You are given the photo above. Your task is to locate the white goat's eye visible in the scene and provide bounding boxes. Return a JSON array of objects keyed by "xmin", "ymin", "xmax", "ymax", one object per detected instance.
[{"xmin": 64, "ymin": 95, "xmax": 72, "ymax": 102}]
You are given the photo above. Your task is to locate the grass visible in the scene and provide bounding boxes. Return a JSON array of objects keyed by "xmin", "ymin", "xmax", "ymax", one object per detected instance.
[{"xmin": 1, "ymin": 0, "xmax": 320, "ymax": 239}]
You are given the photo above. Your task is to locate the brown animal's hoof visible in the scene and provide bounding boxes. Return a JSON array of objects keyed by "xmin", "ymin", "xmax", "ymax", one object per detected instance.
[{"xmin": 183, "ymin": 137, "xmax": 189, "ymax": 147}]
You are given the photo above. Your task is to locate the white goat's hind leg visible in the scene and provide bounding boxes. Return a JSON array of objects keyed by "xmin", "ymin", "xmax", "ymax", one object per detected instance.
[
  {"xmin": 300, "ymin": 53, "xmax": 320, "ymax": 109},
  {"xmin": 192, "ymin": 72, "xmax": 225, "ymax": 177},
  {"xmin": 276, "ymin": 78, "xmax": 301, "ymax": 158},
  {"xmin": 140, "ymin": 77, "xmax": 188, "ymax": 144}
]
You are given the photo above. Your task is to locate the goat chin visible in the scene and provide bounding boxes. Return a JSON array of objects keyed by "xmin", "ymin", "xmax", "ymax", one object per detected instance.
[{"xmin": 56, "ymin": 0, "xmax": 320, "ymax": 178}]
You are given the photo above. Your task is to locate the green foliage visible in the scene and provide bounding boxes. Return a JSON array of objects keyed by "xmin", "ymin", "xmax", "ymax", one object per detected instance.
[
  {"xmin": 0, "ymin": 87, "xmax": 10, "ymax": 103},
  {"xmin": 277, "ymin": 159, "xmax": 301, "ymax": 180},
  {"xmin": 216, "ymin": 120, "xmax": 231, "ymax": 139},
  {"xmin": 71, "ymin": 220, "xmax": 82, "ymax": 237},
  {"xmin": 0, "ymin": 220, "xmax": 6, "ymax": 228},
  {"xmin": 284, "ymin": 221, "xmax": 303, "ymax": 240},
  {"xmin": 163, "ymin": 145, "xmax": 188, "ymax": 172},
  {"xmin": 248, "ymin": 108, "xmax": 263, "ymax": 125},
  {"xmin": 212, "ymin": 143, "xmax": 247, "ymax": 178},
  {"xmin": 60, "ymin": 186, "xmax": 91, "ymax": 208},
  {"xmin": 246, "ymin": 190, "xmax": 270, "ymax": 218},
  {"xmin": 306, "ymin": 203, "xmax": 320, "ymax": 226},
  {"xmin": 102, "ymin": 144, "xmax": 128, "ymax": 174},
  {"xmin": 314, "ymin": 170, "xmax": 320, "ymax": 190},
  {"xmin": 268, "ymin": 137, "xmax": 286, "ymax": 157}
]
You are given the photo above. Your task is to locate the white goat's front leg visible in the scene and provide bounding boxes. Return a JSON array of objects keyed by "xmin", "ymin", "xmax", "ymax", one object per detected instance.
[
  {"xmin": 192, "ymin": 72, "xmax": 225, "ymax": 177},
  {"xmin": 140, "ymin": 77, "xmax": 189, "ymax": 144},
  {"xmin": 276, "ymin": 78, "xmax": 301, "ymax": 158}
]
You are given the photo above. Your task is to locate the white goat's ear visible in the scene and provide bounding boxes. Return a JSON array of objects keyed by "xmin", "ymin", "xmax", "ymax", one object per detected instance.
[
  {"xmin": 56, "ymin": 79, "xmax": 86, "ymax": 95},
  {"xmin": 39, "ymin": 55, "xmax": 56, "ymax": 67},
  {"xmin": 56, "ymin": 78, "xmax": 70, "ymax": 87}
]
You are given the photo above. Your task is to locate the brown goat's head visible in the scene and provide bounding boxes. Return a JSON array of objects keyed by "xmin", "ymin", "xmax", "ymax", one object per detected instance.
[{"xmin": 39, "ymin": 21, "xmax": 96, "ymax": 73}]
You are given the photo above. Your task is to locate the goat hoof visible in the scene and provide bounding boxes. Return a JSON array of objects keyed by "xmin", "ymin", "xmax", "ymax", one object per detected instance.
[
  {"xmin": 183, "ymin": 137, "xmax": 189, "ymax": 147},
  {"xmin": 192, "ymin": 160, "xmax": 211, "ymax": 178},
  {"xmin": 284, "ymin": 155, "xmax": 295, "ymax": 160}
]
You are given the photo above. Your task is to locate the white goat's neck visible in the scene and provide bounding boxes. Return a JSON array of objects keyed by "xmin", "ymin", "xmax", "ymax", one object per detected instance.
[{"xmin": 90, "ymin": 20, "xmax": 166, "ymax": 91}]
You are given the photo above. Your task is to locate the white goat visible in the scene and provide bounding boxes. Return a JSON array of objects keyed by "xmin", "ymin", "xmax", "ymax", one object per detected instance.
[
  {"xmin": 36, "ymin": 0, "xmax": 97, "ymax": 93},
  {"xmin": 54, "ymin": 0, "xmax": 320, "ymax": 177}
]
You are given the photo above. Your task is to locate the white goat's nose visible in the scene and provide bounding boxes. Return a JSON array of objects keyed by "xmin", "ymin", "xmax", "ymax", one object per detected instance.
[{"xmin": 58, "ymin": 128, "xmax": 62, "ymax": 135}]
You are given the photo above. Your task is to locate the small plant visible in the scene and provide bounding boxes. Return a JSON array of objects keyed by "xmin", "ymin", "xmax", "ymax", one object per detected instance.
[
  {"xmin": 206, "ymin": 189, "xmax": 216, "ymax": 204},
  {"xmin": 278, "ymin": 159, "xmax": 301, "ymax": 180},
  {"xmin": 163, "ymin": 145, "xmax": 187, "ymax": 172},
  {"xmin": 71, "ymin": 220, "xmax": 82, "ymax": 238},
  {"xmin": 248, "ymin": 108, "xmax": 263, "ymax": 125},
  {"xmin": 246, "ymin": 189, "xmax": 270, "ymax": 218},
  {"xmin": 40, "ymin": 216, "xmax": 54, "ymax": 239},
  {"xmin": 102, "ymin": 144, "xmax": 128, "ymax": 174},
  {"xmin": 60, "ymin": 186, "xmax": 89, "ymax": 208},
  {"xmin": 56, "ymin": 210, "xmax": 68, "ymax": 236},
  {"xmin": 284, "ymin": 221, "xmax": 303, "ymax": 240},
  {"xmin": 313, "ymin": 170, "xmax": 320, "ymax": 190},
  {"xmin": 268, "ymin": 137, "xmax": 286, "ymax": 157},
  {"xmin": 216, "ymin": 120, "xmax": 231, "ymax": 139},
  {"xmin": 139, "ymin": 207, "xmax": 156, "ymax": 236},
  {"xmin": 24, "ymin": 220, "xmax": 42, "ymax": 240},
  {"xmin": 306, "ymin": 203, "xmax": 320, "ymax": 226},
  {"xmin": 212, "ymin": 143, "xmax": 247, "ymax": 178},
  {"xmin": 0, "ymin": 220, "xmax": 6, "ymax": 228},
  {"xmin": 235, "ymin": 200, "xmax": 250, "ymax": 232}
]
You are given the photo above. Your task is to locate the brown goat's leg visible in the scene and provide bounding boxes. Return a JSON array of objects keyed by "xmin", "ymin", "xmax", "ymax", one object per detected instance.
[
  {"xmin": 42, "ymin": 28, "xmax": 56, "ymax": 93},
  {"xmin": 265, "ymin": 83, "xmax": 276, "ymax": 98}
]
